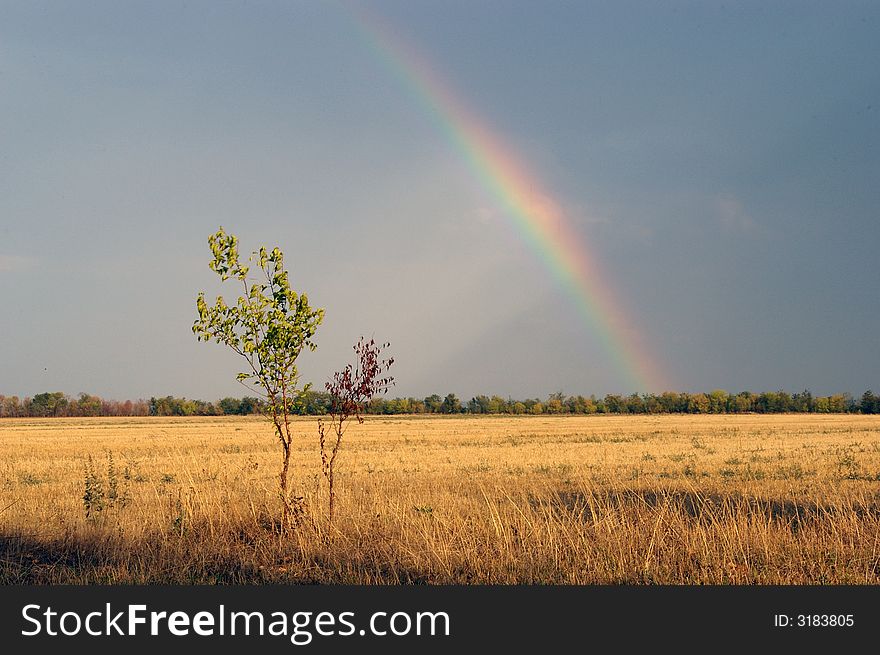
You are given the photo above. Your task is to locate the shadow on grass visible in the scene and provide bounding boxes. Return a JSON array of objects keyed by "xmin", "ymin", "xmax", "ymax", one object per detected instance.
[
  {"xmin": 0, "ymin": 533, "xmax": 268, "ymax": 584},
  {"xmin": 0, "ymin": 532, "xmax": 432, "ymax": 585},
  {"xmin": 543, "ymin": 489, "xmax": 880, "ymax": 529}
]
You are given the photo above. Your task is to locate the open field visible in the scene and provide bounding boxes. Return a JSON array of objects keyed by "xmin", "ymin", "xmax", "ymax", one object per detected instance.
[{"xmin": 2, "ymin": 414, "xmax": 880, "ymax": 584}]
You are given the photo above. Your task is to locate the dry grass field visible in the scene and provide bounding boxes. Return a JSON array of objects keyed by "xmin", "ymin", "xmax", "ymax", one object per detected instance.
[{"xmin": 2, "ymin": 413, "xmax": 880, "ymax": 584}]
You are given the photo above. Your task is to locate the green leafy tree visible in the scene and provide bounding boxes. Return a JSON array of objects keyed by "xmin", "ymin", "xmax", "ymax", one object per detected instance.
[
  {"xmin": 218, "ymin": 397, "xmax": 243, "ymax": 415},
  {"xmin": 687, "ymin": 393, "xmax": 710, "ymax": 414},
  {"xmin": 707, "ymin": 389, "xmax": 729, "ymax": 414},
  {"xmin": 441, "ymin": 393, "xmax": 461, "ymax": 414},
  {"xmin": 625, "ymin": 393, "xmax": 645, "ymax": 414},
  {"xmin": 239, "ymin": 396, "xmax": 263, "ymax": 415},
  {"xmin": 546, "ymin": 391, "xmax": 566, "ymax": 414},
  {"xmin": 192, "ymin": 227, "xmax": 324, "ymax": 527},
  {"xmin": 76, "ymin": 393, "xmax": 104, "ymax": 417},
  {"xmin": 30, "ymin": 392, "xmax": 68, "ymax": 417},
  {"xmin": 424, "ymin": 394, "xmax": 442, "ymax": 413},
  {"xmin": 582, "ymin": 395, "xmax": 599, "ymax": 414},
  {"xmin": 603, "ymin": 394, "xmax": 625, "ymax": 414},
  {"xmin": 658, "ymin": 391, "xmax": 684, "ymax": 413},
  {"xmin": 862, "ymin": 390, "xmax": 879, "ymax": 415},
  {"xmin": 732, "ymin": 392, "xmax": 753, "ymax": 413},
  {"xmin": 468, "ymin": 395, "xmax": 491, "ymax": 414}
]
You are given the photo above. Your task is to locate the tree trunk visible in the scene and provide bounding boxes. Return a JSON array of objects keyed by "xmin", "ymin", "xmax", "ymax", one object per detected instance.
[{"xmin": 328, "ymin": 469, "xmax": 335, "ymax": 526}]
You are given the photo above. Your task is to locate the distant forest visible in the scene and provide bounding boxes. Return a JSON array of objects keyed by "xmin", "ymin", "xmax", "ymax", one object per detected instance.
[{"xmin": 2, "ymin": 389, "xmax": 879, "ymax": 418}]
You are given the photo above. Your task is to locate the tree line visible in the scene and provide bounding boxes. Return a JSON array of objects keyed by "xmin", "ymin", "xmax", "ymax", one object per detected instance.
[{"xmin": 2, "ymin": 388, "xmax": 879, "ymax": 418}]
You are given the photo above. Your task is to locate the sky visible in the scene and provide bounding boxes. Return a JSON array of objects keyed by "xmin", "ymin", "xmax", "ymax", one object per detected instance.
[{"xmin": 1, "ymin": 0, "xmax": 878, "ymax": 402}]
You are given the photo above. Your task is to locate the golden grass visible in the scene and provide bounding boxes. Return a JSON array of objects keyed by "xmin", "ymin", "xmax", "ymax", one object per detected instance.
[{"xmin": 2, "ymin": 414, "xmax": 880, "ymax": 584}]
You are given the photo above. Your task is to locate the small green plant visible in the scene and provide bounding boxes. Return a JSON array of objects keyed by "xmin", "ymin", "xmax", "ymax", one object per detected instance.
[
  {"xmin": 835, "ymin": 448, "xmax": 862, "ymax": 480},
  {"xmin": 170, "ymin": 489, "xmax": 190, "ymax": 535},
  {"xmin": 83, "ymin": 451, "xmax": 130, "ymax": 519},
  {"xmin": 691, "ymin": 436, "xmax": 707, "ymax": 450},
  {"xmin": 18, "ymin": 472, "xmax": 44, "ymax": 486},
  {"xmin": 83, "ymin": 456, "xmax": 104, "ymax": 517},
  {"xmin": 744, "ymin": 464, "xmax": 766, "ymax": 481},
  {"xmin": 775, "ymin": 463, "xmax": 806, "ymax": 480},
  {"xmin": 719, "ymin": 468, "xmax": 737, "ymax": 480},
  {"xmin": 106, "ymin": 451, "xmax": 119, "ymax": 504},
  {"xmin": 122, "ymin": 456, "xmax": 146, "ymax": 482}
]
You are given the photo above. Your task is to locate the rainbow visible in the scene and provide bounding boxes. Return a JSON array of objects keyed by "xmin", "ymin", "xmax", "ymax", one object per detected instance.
[{"xmin": 345, "ymin": 5, "xmax": 668, "ymax": 393}]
